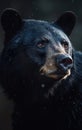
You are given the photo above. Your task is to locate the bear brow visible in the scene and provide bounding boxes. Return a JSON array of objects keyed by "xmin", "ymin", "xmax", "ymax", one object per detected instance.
[
  {"xmin": 34, "ymin": 35, "xmax": 50, "ymax": 43},
  {"xmin": 41, "ymin": 37, "xmax": 49, "ymax": 43}
]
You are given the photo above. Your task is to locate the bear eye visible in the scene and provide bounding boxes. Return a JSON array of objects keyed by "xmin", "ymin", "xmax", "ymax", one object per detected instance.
[
  {"xmin": 37, "ymin": 39, "xmax": 49, "ymax": 48},
  {"xmin": 61, "ymin": 39, "xmax": 68, "ymax": 49}
]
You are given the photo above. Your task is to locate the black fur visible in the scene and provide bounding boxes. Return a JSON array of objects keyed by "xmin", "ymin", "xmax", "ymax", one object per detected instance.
[{"xmin": 0, "ymin": 9, "xmax": 82, "ymax": 130}]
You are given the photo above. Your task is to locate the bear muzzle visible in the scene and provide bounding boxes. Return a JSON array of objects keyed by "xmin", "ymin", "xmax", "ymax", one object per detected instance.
[{"xmin": 40, "ymin": 54, "xmax": 73, "ymax": 80}]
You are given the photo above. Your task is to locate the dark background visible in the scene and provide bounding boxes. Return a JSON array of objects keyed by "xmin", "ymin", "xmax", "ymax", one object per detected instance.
[{"xmin": 0, "ymin": 0, "xmax": 82, "ymax": 130}]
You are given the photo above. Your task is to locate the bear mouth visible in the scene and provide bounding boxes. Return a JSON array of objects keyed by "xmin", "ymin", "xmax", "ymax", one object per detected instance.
[
  {"xmin": 40, "ymin": 68, "xmax": 71, "ymax": 80},
  {"xmin": 47, "ymin": 69, "xmax": 71, "ymax": 80}
]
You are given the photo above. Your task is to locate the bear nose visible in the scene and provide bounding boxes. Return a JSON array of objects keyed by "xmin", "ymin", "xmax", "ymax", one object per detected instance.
[{"xmin": 56, "ymin": 54, "xmax": 73, "ymax": 72}]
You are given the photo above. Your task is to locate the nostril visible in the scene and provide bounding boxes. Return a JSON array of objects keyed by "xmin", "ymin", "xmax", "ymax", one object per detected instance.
[
  {"xmin": 56, "ymin": 55, "xmax": 73, "ymax": 71},
  {"xmin": 60, "ymin": 57, "xmax": 73, "ymax": 66}
]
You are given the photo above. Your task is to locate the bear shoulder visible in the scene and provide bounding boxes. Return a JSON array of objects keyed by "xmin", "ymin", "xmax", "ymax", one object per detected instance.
[{"xmin": 74, "ymin": 50, "xmax": 82, "ymax": 79}]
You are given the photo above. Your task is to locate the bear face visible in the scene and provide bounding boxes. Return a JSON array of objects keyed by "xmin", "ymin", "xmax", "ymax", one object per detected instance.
[
  {"xmin": 16, "ymin": 20, "xmax": 73, "ymax": 80},
  {"xmin": 0, "ymin": 9, "xmax": 76, "ymax": 103}
]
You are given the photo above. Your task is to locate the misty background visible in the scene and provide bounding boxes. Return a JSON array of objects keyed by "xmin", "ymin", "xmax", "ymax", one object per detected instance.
[{"xmin": 0, "ymin": 0, "xmax": 82, "ymax": 130}]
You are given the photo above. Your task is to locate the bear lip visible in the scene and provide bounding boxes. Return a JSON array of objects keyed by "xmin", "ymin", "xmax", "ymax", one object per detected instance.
[{"xmin": 40, "ymin": 68, "xmax": 71, "ymax": 80}]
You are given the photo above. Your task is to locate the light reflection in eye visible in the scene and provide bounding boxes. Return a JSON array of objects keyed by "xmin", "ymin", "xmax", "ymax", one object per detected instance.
[
  {"xmin": 37, "ymin": 38, "xmax": 49, "ymax": 48},
  {"xmin": 61, "ymin": 39, "xmax": 68, "ymax": 49}
]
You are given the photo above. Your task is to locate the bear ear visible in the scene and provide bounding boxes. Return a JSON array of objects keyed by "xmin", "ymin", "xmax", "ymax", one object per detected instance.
[
  {"xmin": 55, "ymin": 11, "xmax": 76, "ymax": 36},
  {"xmin": 1, "ymin": 8, "xmax": 22, "ymax": 33}
]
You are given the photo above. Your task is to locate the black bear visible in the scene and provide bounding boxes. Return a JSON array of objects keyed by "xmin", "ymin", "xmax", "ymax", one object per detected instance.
[{"xmin": 0, "ymin": 8, "xmax": 82, "ymax": 130}]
